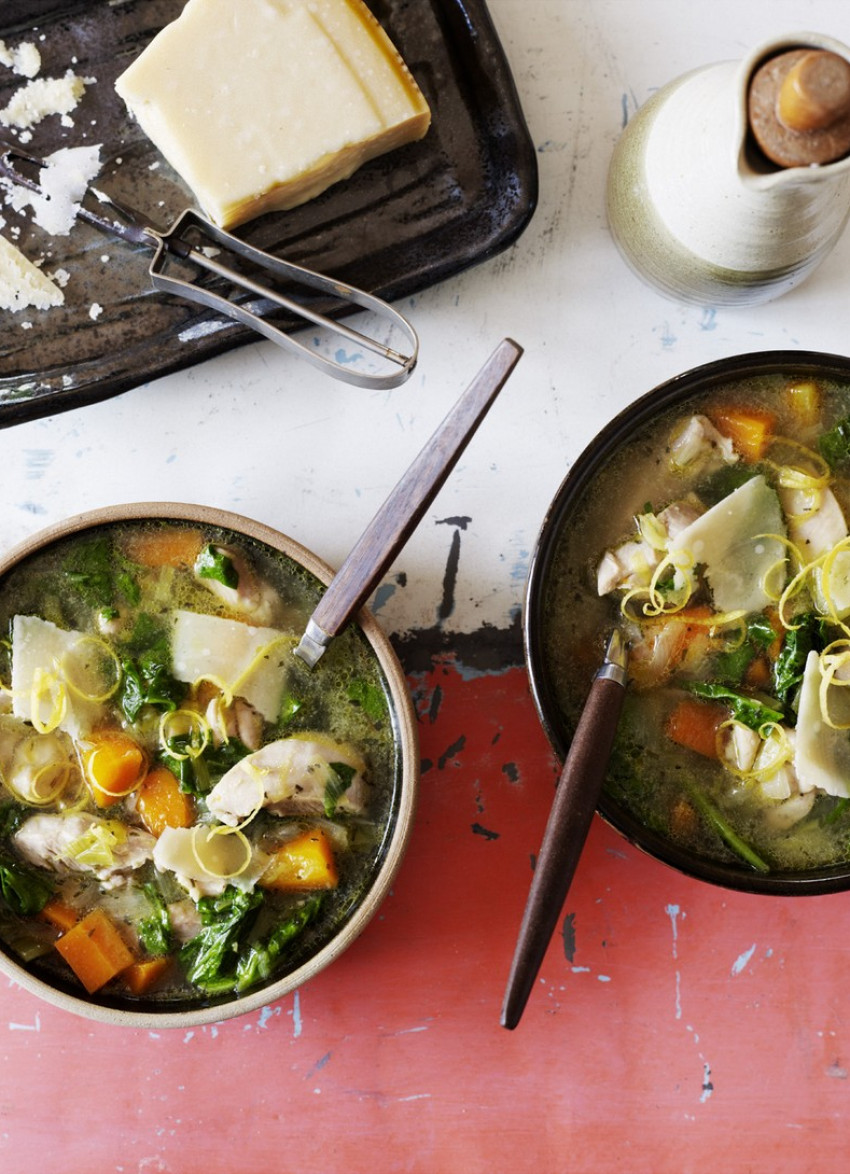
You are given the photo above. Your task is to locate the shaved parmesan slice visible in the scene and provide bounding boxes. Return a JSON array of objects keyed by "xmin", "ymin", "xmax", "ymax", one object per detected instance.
[
  {"xmin": 668, "ymin": 475, "xmax": 786, "ymax": 613},
  {"xmin": 11, "ymin": 615, "xmax": 106, "ymax": 738},
  {"xmin": 207, "ymin": 734, "xmax": 369, "ymax": 825},
  {"xmin": 170, "ymin": 610, "xmax": 292, "ymax": 721},
  {"xmin": 794, "ymin": 651, "xmax": 850, "ymax": 798},
  {"xmin": 153, "ymin": 825, "xmax": 269, "ymax": 899},
  {"xmin": 114, "ymin": 0, "xmax": 431, "ymax": 228},
  {"xmin": 4, "ymin": 144, "xmax": 101, "ymax": 237},
  {"xmin": 0, "ymin": 234, "xmax": 64, "ymax": 312}
]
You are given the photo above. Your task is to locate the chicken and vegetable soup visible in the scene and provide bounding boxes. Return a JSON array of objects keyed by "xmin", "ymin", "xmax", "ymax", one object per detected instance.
[
  {"xmin": 543, "ymin": 372, "xmax": 850, "ymax": 875},
  {"xmin": 0, "ymin": 520, "xmax": 399, "ymax": 1004}
]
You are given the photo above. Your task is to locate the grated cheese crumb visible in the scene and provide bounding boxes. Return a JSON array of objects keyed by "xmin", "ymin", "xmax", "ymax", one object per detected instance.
[
  {"xmin": 0, "ymin": 40, "xmax": 41, "ymax": 79},
  {"xmin": 0, "ymin": 70, "xmax": 86, "ymax": 130}
]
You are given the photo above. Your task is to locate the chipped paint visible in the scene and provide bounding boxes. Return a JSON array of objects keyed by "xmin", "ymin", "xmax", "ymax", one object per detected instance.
[
  {"xmin": 731, "ymin": 944, "xmax": 756, "ymax": 977},
  {"xmin": 562, "ymin": 912, "xmax": 577, "ymax": 963}
]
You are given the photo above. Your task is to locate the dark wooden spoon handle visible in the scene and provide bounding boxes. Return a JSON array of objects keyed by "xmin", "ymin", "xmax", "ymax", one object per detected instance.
[
  {"xmin": 501, "ymin": 673, "xmax": 626, "ymax": 1030},
  {"xmin": 297, "ymin": 338, "xmax": 523, "ymax": 663}
]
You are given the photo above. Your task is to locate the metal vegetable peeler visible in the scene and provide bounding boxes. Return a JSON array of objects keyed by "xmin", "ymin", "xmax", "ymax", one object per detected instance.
[{"xmin": 0, "ymin": 143, "xmax": 418, "ymax": 390}]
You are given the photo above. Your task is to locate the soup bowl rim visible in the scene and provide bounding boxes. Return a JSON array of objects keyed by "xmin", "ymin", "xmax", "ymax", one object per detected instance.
[
  {"xmin": 0, "ymin": 501, "xmax": 419, "ymax": 1026},
  {"xmin": 523, "ymin": 348, "xmax": 850, "ymax": 897}
]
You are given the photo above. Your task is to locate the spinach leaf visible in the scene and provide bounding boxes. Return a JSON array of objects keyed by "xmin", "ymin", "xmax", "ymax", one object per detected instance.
[
  {"xmin": 234, "ymin": 895, "xmax": 323, "ymax": 992},
  {"xmin": 773, "ymin": 613, "xmax": 826, "ymax": 711},
  {"xmin": 747, "ymin": 614, "xmax": 778, "ymax": 650},
  {"xmin": 821, "ymin": 797, "xmax": 850, "ymax": 827},
  {"xmin": 713, "ymin": 642, "xmax": 756, "ymax": 684},
  {"xmin": 138, "ymin": 883, "xmax": 174, "ymax": 956},
  {"xmin": 162, "ymin": 735, "xmax": 250, "ymax": 796},
  {"xmin": 63, "ymin": 538, "xmax": 114, "ymax": 609},
  {"xmin": 180, "ymin": 887, "xmax": 263, "ymax": 992},
  {"xmin": 347, "ymin": 679, "xmax": 387, "ymax": 724},
  {"xmin": 713, "ymin": 614, "xmax": 777, "ymax": 685},
  {"xmin": 324, "ymin": 762, "xmax": 357, "ymax": 817},
  {"xmin": 120, "ymin": 656, "xmax": 186, "ymax": 722},
  {"xmin": 696, "ymin": 465, "xmax": 764, "ymax": 508},
  {"xmin": 0, "ymin": 855, "xmax": 53, "ymax": 916},
  {"xmin": 687, "ymin": 682, "xmax": 783, "ymax": 730},
  {"xmin": 118, "ymin": 614, "xmax": 186, "ymax": 722},
  {"xmin": 0, "ymin": 802, "xmax": 32, "ymax": 841},
  {"xmin": 679, "ymin": 777, "xmax": 770, "ymax": 873},
  {"xmin": 279, "ymin": 694, "xmax": 303, "ymax": 727},
  {"xmin": 819, "ymin": 416, "xmax": 850, "ymax": 471},
  {"xmin": 63, "ymin": 537, "xmax": 140, "ymax": 611},
  {"xmin": 195, "ymin": 544, "xmax": 239, "ymax": 589}
]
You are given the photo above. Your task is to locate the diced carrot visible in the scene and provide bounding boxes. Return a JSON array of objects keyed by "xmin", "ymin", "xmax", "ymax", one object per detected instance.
[
  {"xmin": 83, "ymin": 729, "xmax": 148, "ymax": 807},
  {"xmin": 260, "ymin": 827, "xmax": 339, "ymax": 892},
  {"xmin": 136, "ymin": 765, "xmax": 195, "ymax": 837},
  {"xmin": 670, "ymin": 797, "xmax": 699, "ymax": 841},
  {"xmin": 120, "ymin": 526, "xmax": 204, "ymax": 569},
  {"xmin": 786, "ymin": 380, "xmax": 820, "ymax": 429},
  {"xmin": 666, "ymin": 697, "xmax": 726, "ymax": 759},
  {"xmin": 192, "ymin": 678, "xmax": 221, "ymax": 709},
  {"xmin": 678, "ymin": 605, "xmax": 716, "ymax": 624},
  {"xmin": 39, "ymin": 899, "xmax": 79, "ymax": 933},
  {"xmin": 763, "ymin": 606, "xmax": 784, "ymax": 662},
  {"xmin": 744, "ymin": 655, "xmax": 772, "ymax": 689},
  {"xmin": 55, "ymin": 908, "xmax": 136, "ymax": 994},
  {"xmin": 122, "ymin": 957, "xmax": 172, "ymax": 997},
  {"xmin": 708, "ymin": 405, "xmax": 776, "ymax": 461}
]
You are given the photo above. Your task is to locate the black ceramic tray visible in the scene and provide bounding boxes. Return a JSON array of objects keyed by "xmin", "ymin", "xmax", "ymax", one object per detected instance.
[{"xmin": 0, "ymin": 0, "xmax": 538, "ymax": 427}]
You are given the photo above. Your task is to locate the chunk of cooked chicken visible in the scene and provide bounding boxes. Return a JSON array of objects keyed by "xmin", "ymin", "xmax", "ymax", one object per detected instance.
[
  {"xmin": 205, "ymin": 693, "xmax": 264, "ymax": 750},
  {"xmin": 719, "ymin": 722, "xmax": 761, "ymax": 774},
  {"xmin": 207, "ymin": 735, "xmax": 370, "ymax": 826},
  {"xmin": 597, "ymin": 538, "xmax": 661, "ymax": 596},
  {"xmin": 195, "ymin": 544, "xmax": 281, "ymax": 626},
  {"xmin": 596, "ymin": 501, "xmax": 703, "ymax": 597},
  {"xmin": 668, "ymin": 414, "xmax": 738, "ymax": 473},
  {"xmin": 13, "ymin": 813, "xmax": 155, "ymax": 889},
  {"xmin": 780, "ymin": 486, "xmax": 848, "ymax": 563}
]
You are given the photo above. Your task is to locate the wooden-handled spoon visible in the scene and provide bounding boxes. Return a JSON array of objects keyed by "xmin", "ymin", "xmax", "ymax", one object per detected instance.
[
  {"xmin": 501, "ymin": 629, "xmax": 628, "ymax": 1029},
  {"xmin": 294, "ymin": 338, "xmax": 524, "ymax": 667}
]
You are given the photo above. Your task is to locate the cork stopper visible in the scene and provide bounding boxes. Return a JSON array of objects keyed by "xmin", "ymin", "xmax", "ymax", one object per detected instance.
[{"xmin": 748, "ymin": 47, "xmax": 850, "ymax": 167}]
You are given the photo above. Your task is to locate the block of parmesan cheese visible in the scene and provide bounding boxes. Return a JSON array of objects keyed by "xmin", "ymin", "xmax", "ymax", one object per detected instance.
[
  {"xmin": 0, "ymin": 234, "xmax": 64, "ymax": 313},
  {"xmin": 114, "ymin": 0, "xmax": 431, "ymax": 229}
]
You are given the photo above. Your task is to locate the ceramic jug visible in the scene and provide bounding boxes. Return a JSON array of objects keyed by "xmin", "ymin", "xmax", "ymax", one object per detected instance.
[{"xmin": 606, "ymin": 32, "xmax": 850, "ymax": 306}]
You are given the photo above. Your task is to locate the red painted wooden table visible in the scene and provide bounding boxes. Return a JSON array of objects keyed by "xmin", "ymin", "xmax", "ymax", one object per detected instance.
[{"xmin": 2, "ymin": 644, "xmax": 848, "ymax": 1173}]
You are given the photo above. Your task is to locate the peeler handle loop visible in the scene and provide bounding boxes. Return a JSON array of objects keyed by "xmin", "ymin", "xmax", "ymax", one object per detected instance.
[{"xmin": 147, "ymin": 209, "xmax": 418, "ymax": 390}]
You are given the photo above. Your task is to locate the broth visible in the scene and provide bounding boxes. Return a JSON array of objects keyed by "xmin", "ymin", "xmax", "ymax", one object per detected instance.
[
  {"xmin": 542, "ymin": 372, "xmax": 850, "ymax": 876},
  {"xmin": 0, "ymin": 519, "xmax": 399, "ymax": 1007}
]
